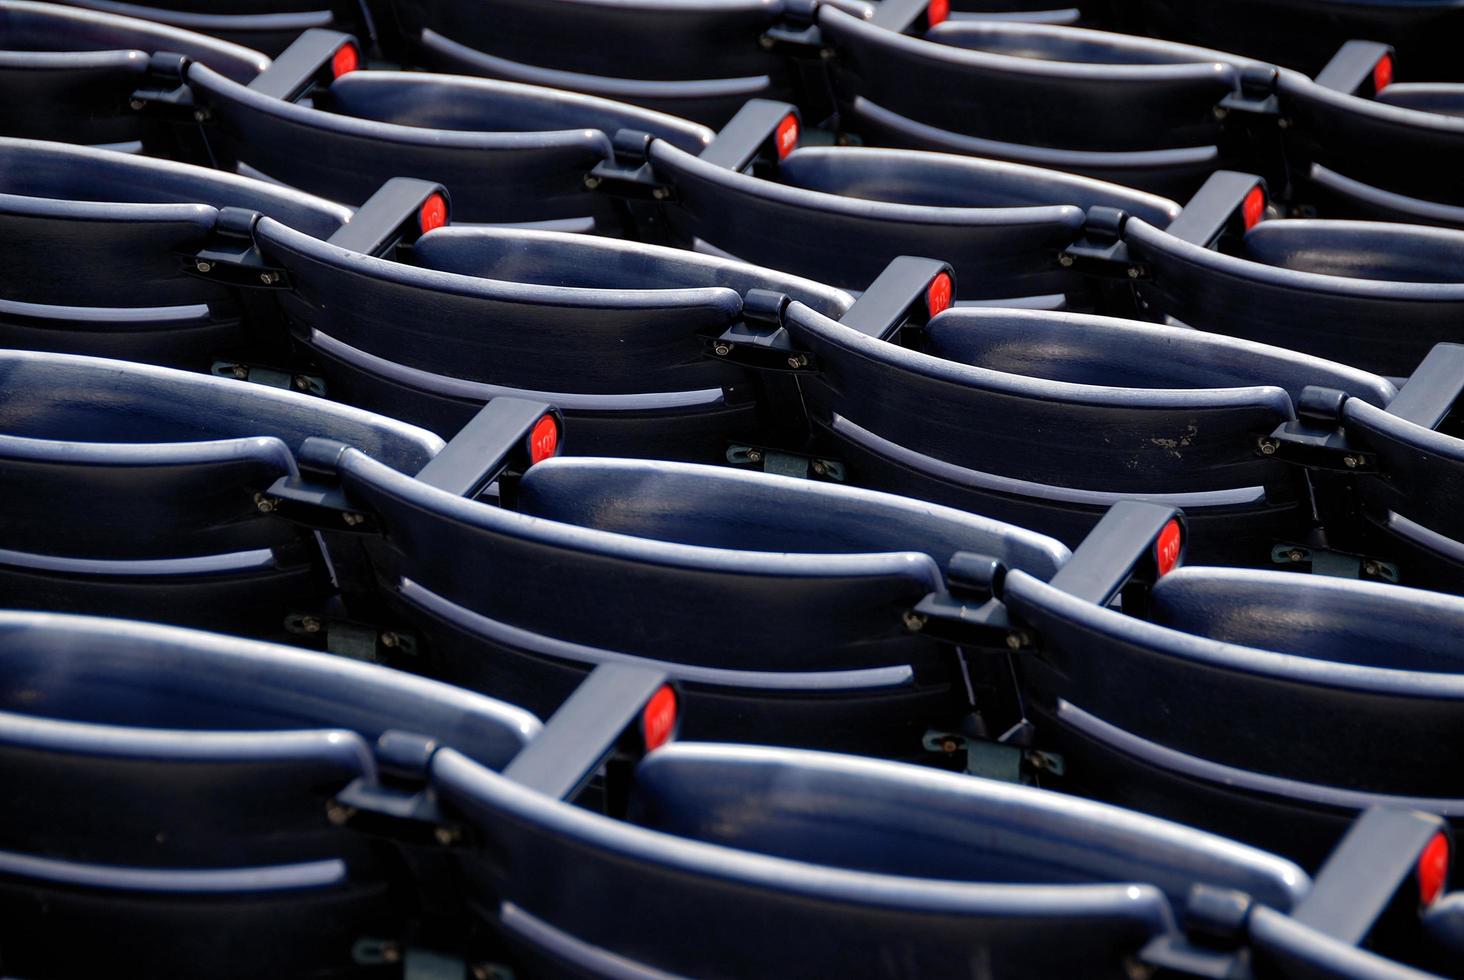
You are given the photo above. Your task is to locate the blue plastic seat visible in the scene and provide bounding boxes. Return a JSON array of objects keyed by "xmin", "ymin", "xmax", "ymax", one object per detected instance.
[
  {"xmin": 750, "ymin": 296, "xmax": 1394, "ymax": 566},
  {"xmin": 0, "ymin": 0, "xmax": 266, "ymax": 148},
  {"xmin": 1277, "ymin": 41, "xmax": 1464, "ymax": 227},
  {"xmin": 0, "ymin": 610, "xmax": 538, "ymax": 977},
  {"xmin": 52, "ymin": 0, "xmax": 372, "ymax": 55},
  {"xmin": 278, "ymin": 434, "xmax": 1068, "ymax": 759},
  {"xmin": 0, "ymin": 349, "xmax": 442, "ymax": 635},
  {"xmin": 0, "ymin": 137, "xmax": 351, "ymax": 368},
  {"xmin": 387, "ymin": 0, "xmax": 854, "ymax": 125},
  {"xmin": 817, "ymin": 5, "xmax": 1256, "ymax": 195},
  {"xmin": 991, "ymin": 501, "xmax": 1464, "ymax": 869},
  {"xmin": 183, "ymin": 29, "xmax": 713, "ymax": 227},
  {"xmin": 439, "ymin": 741, "xmax": 1318, "ymax": 977},
  {"xmin": 644, "ymin": 100, "xmax": 1179, "ymax": 298},
  {"xmin": 1119, "ymin": 171, "xmax": 1464, "ymax": 376},
  {"xmin": 253, "ymin": 203, "xmax": 850, "ymax": 458},
  {"xmin": 1106, "ymin": 0, "xmax": 1464, "ymax": 80}
]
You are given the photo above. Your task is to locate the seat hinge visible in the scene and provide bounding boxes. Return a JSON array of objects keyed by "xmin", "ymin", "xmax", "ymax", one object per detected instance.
[
  {"xmin": 1256, "ymin": 386, "xmax": 1375, "ymax": 472},
  {"xmin": 285, "ymin": 613, "xmax": 419, "ymax": 661},
  {"xmin": 585, "ymin": 130, "xmax": 675, "ymax": 201},
  {"xmin": 707, "ymin": 289, "xmax": 819, "ymax": 372},
  {"xmin": 129, "ymin": 52, "xmax": 197, "ymax": 120},
  {"xmin": 1139, "ymin": 884, "xmax": 1254, "ymax": 978},
  {"xmin": 725, "ymin": 444, "xmax": 843, "ymax": 480},
  {"xmin": 330, "ymin": 731, "xmax": 470, "ymax": 847},
  {"xmin": 212, "ymin": 361, "xmax": 325, "ymax": 395},
  {"xmin": 182, "ymin": 207, "xmax": 291, "ymax": 289},
  {"xmin": 1061, "ymin": 206, "xmax": 1144, "ymax": 279},
  {"xmin": 1216, "ymin": 64, "xmax": 1281, "ymax": 120},
  {"xmin": 1270, "ymin": 543, "xmax": 1399, "ymax": 583}
]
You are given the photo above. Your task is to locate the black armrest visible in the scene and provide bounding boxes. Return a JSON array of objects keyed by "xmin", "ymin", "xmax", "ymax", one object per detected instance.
[
  {"xmin": 249, "ymin": 28, "xmax": 360, "ymax": 103},
  {"xmin": 1046, "ymin": 501, "xmax": 1186, "ymax": 608},
  {"xmin": 414, "ymin": 397, "xmax": 562, "ymax": 500},
  {"xmin": 328, "ymin": 177, "xmax": 450, "ymax": 257},
  {"xmin": 1314, "ymin": 40, "xmax": 1395, "ymax": 98},
  {"xmin": 1165, "ymin": 171, "xmax": 1267, "ymax": 247},
  {"xmin": 699, "ymin": 99, "xmax": 801, "ymax": 173}
]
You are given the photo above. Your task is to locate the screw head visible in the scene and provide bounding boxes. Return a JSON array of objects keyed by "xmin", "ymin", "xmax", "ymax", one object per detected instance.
[
  {"xmin": 292, "ymin": 376, "xmax": 311, "ymax": 392},
  {"xmin": 786, "ymin": 354, "xmax": 807, "ymax": 369},
  {"xmin": 1006, "ymin": 630, "xmax": 1031, "ymax": 650},
  {"xmin": 811, "ymin": 460, "xmax": 827, "ymax": 476},
  {"xmin": 652, "ymin": 187, "xmax": 670, "ymax": 200},
  {"xmin": 129, "ymin": 99, "xmax": 146, "ymax": 111},
  {"xmin": 1343, "ymin": 454, "xmax": 1360, "ymax": 469},
  {"xmin": 380, "ymin": 631, "xmax": 399, "ymax": 648},
  {"xmin": 1058, "ymin": 254, "xmax": 1075, "ymax": 268},
  {"xmin": 902, "ymin": 611, "xmax": 926, "ymax": 632},
  {"xmin": 940, "ymin": 738, "xmax": 958, "ymax": 754},
  {"xmin": 254, "ymin": 493, "xmax": 277, "ymax": 513},
  {"xmin": 1287, "ymin": 549, "xmax": 1305, "ymax": 563},
  {"xmin": 745, "ymin": 449, "xmax": 763, "ymax": 464},
  {"xmin": 1126, "ymin": 266, "xmax": 1141, "ymax": 279},
  {"xmin": 1258, "ymin": 438, "xmax": 1278, "ymax": 456},
  {"xmin": 342, "ymin": 512, "xmax": 365, "ymax": 527},
  {"xmin": 434, "ymin": 826, "xmax": 461, "ymax": 846},
  {"xmin": 195, "ymin": 260, "xmax": 213, "ymax": 273},
  {"xmin": 583, "ymin": 175, "xmax": 602, "ymax": 190},
  {"xmin": 259, "ymin": 271, "xmax": 279, "ymax": 285},
  {"xmin": 1213, "ymin": 106, "xmax": 1229, "ymax": 120},
  {"xmin": 1363, "ymin": 560, "xmax": 1381, "ymax": 577},
  {"xmin": 231, "ymin": 366, "xmax": 248, "ymax": 380},
  {"xmin": 192, "ymin": 108, "xmax": 210, "ymax": 122},
  {"xmin": 712, "ymin": 342, "xmax": 732, "ymax": 356},
  {"xmin": 759, "ymin": 35, "xmax": 775, "ymax": 49},
  {"xmin": 325, "ymin": 802, "xmax": 354, "ymax": 826},
  {"xmin": 301, "ymin": 616, "xmax": 322, "ymax": 634}
]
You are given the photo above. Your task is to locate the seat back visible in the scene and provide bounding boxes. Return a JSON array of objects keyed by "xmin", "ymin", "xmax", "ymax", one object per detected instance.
[
  {"xmin": 651, "ymin": 141, "xmax": 1089, "ymax": 294},
  {"xmin": 0, "ymin": 0, "xmax": 266, "ymax": 143},
  {"xmin": 786, "ymin": 303, "xmax": 1304, "ymax": 494},
  {"xmin": 323, "ymin": 69, "xmax": 713, "ymax": 154},
  {"xmin": 186, "ymin": 62, "xmax": 616, "ymax": 223},
  {"xmin": 435, "ymin": 746, "xmax": 1178, "ymax": 978},
  {"xmin": 1003, "ymin": 566, "xmax": 1464, "ymax": 796},
  {"xmin": 819, "ymin": 8, "xmax": 1239, "ymax": 153},
  {"xmin": 257, "ymin": 219, "xmax": 849, "ymax": 448},
  {"xmin": 1124, "ymin": 216, "xmax": 1464, "ymax": 376},
  {"xmin": 395, "ymin": 0, "xmax": 786, "ymax": 82},
  {"xmin": 0, "ymin": 610, "xmax": 536, "ymax": 977},
  {"xmin": 58, "ymin": 0, "xmax": 354, "ymax": 56},
  {"xmin": 0, "ymin": 137, "xmax": 350, "ymax": 365},
  {"xmin": 1279, "ymin": 67, "xmax": 1464, "ymax": 211},
  {"xmin": 0, "ymin": 349, "xmax": 440, "ymax": 561},
  {"xmin": 333, "ymin": 449, "xmax": 1067, "ymax": 673}
]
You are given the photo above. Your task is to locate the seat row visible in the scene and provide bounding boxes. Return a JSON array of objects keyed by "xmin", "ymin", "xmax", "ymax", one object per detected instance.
[
  {"xmin": 11, "ymin": 0, "xmax": 1464, "ymax": 225},
  {"xmin": 7, "ymin": 346, "xmax": 1464, "ymax": 870},
  {"xmin": 1, "ymin": 607, "xmax": 1461, "ymax": 977},
  {"xmin": 4, "ymin": 137, "xmax": 1463, "ymax": 585}
]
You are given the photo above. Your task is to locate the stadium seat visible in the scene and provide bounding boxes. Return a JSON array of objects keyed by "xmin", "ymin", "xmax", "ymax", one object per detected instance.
[
  {"xmin": 1111, "ymin": 170, "xmax": 1464, "ymax": 376},
  {"xmin": 0, "ymin": 610, "xmax": 539, "ymax": 977},
  {"xmin": 1277, "ymin": 41, "xmax": 1464, "ymax": 227},
  {"xmin": 1106, "ymin": 0, "xmax": 1464, "ymax": 81},
  {"xmin": 446, "ymin": 658, "xmax": 1459, "ymax": 977},
  {"xmin": 0, "ymin": 136, "xmax": 351, "ymax": 369},
  {"xmin": 51, "ymin": 0, "xmax": 375, "ymax": 56},
  {"xmin": 628, "ymin": 98, "xmax": 1179, "ymax": 300},
  {"xmin": 180, "ymin": 29, "xmax": 712, "ymax": 228},
  {"xmin": 386, "ymin": 0, "xmax": 870, "ymax": 125},
  {"xmin": 0, "ymin": 349, "xmax": 442, "ymax": 635},
  {"xmin": 709, "ymin": 254, "xmax": 1395, "ymax": 567},
  {"xmin": 236, "ymin": 176, "xmax": 850, "ymax": 458},
  {"xmin": 0, "ymin": 0, "xmax": 266, "ymax": 151},
  {"xmin": 969, "ymin": 500, "xmax": 1464, "ymax": 878},
  {"xmin": 817, "ymin": 0, "xmax": 1264, "ymax": 196},
  {"xmin": 263, "ymin": 393, "xmax": 1070, "ymax": 761}
]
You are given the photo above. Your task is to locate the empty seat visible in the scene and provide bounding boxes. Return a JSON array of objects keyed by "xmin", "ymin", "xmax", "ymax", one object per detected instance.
[
  {"xmin": 0, "ymin": 349, "xmax": 442, "ymax": 635},
  {"xmin": 443, "ymin": 742, "xmax": 1320, "ymax": 977},
  {"xmin": 1106, "ymin": 0, "xmax": 1464, "ymax": 81},
  {"xmin": 638, "ymin": 99, "xmax": 1178, "ymax": 299},
  {"xmin": 52, "ymin": 0, "xmax": 372, "ymax": 56},
  {"xmin": 0, "ymin": 610, "xmax": 539, "ymax": 977},
  {"xmin": 250, "ymin": 179, "xmax": 851, "ymax": 458},
  {"xmin": 387, "ymin": 0, "xmax": 850, "ymax": 125},
  {"xmin": 0, "ymin": 137, "xmax": 350, "ymax": 368},
  {"xmin": 1277, "ymin": 41, "xmax": 1464, "ymax": 227},
  {"xmin": 1117, "ymin": 171, "xmax": 1464, "ymax": 375},
  {"xmin": 183, "ymin": 29, "xmax": 712, "ymax": 227},
  {"xmin": 994, "ymin": 501, "xmax": 1464, "ymax": 870},
  {"xmin": 714, "ymin": 259, "xmax": 1394, "ymax": 566},
  {"xmin": 0, "ymin": 0, "xmax": 266, "ymax": 148},
  {"xmin": 268, "ymin": 412, "xmax": 1069, "ymax": 760},
  {"xmin": 818, "ymin": 3, "xmax": 1255, "ymax": 195}
]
